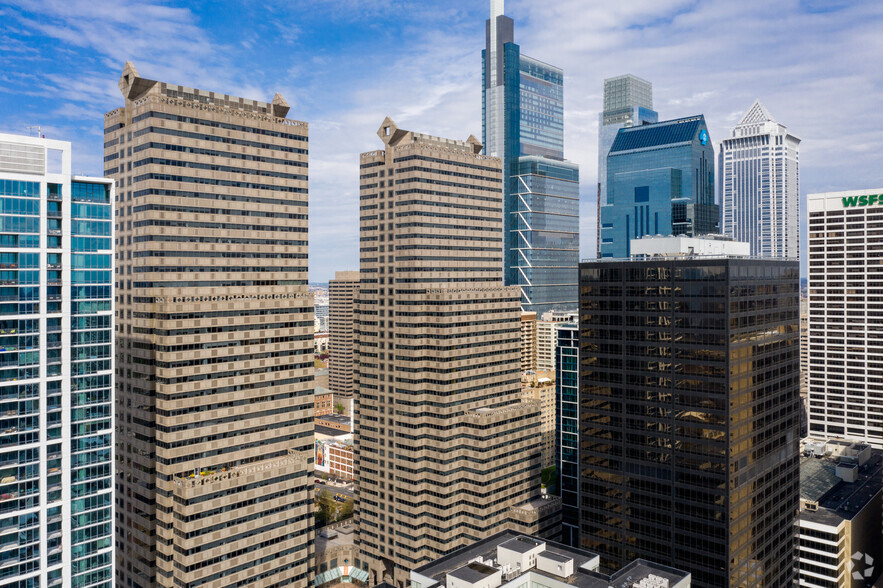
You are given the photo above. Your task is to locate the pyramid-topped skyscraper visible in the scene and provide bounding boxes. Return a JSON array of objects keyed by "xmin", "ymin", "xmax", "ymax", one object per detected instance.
[{"xmin": 720, "ymin": 99, "xmax": 801, "ymax": 258}]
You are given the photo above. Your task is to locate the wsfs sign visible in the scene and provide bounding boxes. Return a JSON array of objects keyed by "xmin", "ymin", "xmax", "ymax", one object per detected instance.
[{"xmin": 843, "ymin": 194, "xmax": 883, "ymax": 207}]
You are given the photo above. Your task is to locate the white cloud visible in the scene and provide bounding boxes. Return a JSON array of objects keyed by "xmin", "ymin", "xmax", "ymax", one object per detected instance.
[{"xmin": 3, "ymin": 0, "xmax": 882, "ymax": 279}]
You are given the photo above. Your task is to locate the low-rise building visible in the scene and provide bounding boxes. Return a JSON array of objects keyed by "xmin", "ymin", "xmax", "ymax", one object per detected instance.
[
  {"xmin": 315, "ymin": 525, "xmax": 369, "ymax": 587},
  {"xmin": 317, "ymin": 413, "xmax": 353, "ymax": 433},
  {"xmin": 798, "ymin": 438, "xmax": 883, "ymax": 588},
  {"xmin": 315, "ymin": 426, "xmax": 354, "ymax": 482},
  {"xmin": 409, "ymin": 531, "xmax": 690, "ymax": 588}
]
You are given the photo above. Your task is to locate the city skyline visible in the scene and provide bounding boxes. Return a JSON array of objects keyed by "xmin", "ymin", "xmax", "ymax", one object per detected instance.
[{"xmin": 2, "ymin": 1, "xmax": 881, "ymax": 279}]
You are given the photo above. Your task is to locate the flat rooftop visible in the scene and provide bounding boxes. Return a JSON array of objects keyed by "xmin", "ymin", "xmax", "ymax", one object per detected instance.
[
  {"xmin": 412, "ymin": 531, "xmax": 689, "ymax": 588},
  {"xmin": 800, "ymin": 446, "xmax": 883, "ymax": 524},
  {"xmin": 315, "ymin": 524, "xmax": 354, "ymax": 555},
  {"xmin": 448, "ymin": 562, "xmax": 498, "ymax": 583},
  {"xmin": 315, "ymin": 424, "xmax": 350, "ymax": 437},
  {"xmin": 317, "ymin": 414, "xmax": 351, "ymax": 426}
]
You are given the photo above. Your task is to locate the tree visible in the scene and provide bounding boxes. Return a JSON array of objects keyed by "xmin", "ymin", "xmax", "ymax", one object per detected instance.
[
  {"xmin": 316, "ymin": 489, "xmax": 335, "ymax": 526},
  {"xmin": 334, "ymin": 402, "xmax": 345, "ymax": 415},
  {"xmin": 339, "ymin": 498, "xmax": 354, "ymax": 520}
]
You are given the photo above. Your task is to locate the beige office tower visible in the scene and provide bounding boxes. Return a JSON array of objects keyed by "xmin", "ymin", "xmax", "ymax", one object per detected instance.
[
  {"xmin": 106, "ymin": 62, "xmax": 314, "ymax": 587},
  {"xmin": 355, "ymin": 118, "xmax": 554, "ymax": 587},
  {"xmin": 329, "ymin": 271, "xmax": 360, "ymax": 397}
]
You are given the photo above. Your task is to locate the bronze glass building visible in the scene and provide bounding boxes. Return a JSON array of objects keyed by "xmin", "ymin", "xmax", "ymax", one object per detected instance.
[{"xmin": 578, "ymin": 256, "xmax": 800, "ymax": 588}]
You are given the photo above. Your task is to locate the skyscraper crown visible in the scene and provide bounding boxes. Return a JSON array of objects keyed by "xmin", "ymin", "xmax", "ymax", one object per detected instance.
[{"xmin": 739, "ymin": 100, "xmax": 775, "ymax": 125}]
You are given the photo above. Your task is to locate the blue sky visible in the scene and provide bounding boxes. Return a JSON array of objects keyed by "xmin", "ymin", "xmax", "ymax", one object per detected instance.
[{"xmin": 2, "ymin": 0, "xmax": 882, "ymax": 281}]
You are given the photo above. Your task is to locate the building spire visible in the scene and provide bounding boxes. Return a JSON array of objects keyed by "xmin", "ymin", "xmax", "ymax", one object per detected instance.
[{"xmin": 491, "ymin": 0, "xmax": 504, "ymax": 19}]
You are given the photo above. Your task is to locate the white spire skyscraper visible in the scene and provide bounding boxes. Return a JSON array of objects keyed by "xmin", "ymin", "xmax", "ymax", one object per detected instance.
[{"xmin": 719, "ymin": 100, "xmax": 800, "ymax": 258}]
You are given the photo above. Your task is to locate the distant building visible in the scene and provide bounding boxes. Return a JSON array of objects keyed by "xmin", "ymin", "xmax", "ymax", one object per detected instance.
[
  {"xmin": 600, "ymin": 116, "xmax": 718, "ymax": 258},
  {"xmin": 800, "ymin": 298, "xmax": 809, "ymax": 436},
  {"xmin": 597, "ymin": 74, "xmax": 658, "ymax": 255},
  {"xmin": 521, "ymin": 311, "xmax": 537, "ymax": 372},
  {"xmin": 409, "ymin": 531, "xmax": 691, "ymax": 588},
  {"xmin": 483, "ymin": 0, "xmax": 579, "ymax": 313},
  {"xmin": 330, "ymin": 270, "xmax": 360, "ymax": 397},
  {"xmin": 316, "ymin": 413, "xmax": 353, "ymax": 434},
  {"xmin": 315, "ymin": 438, "xmax": 355, "ymax": 482},
  {"xmin": 315, "ymin": 331, "xmax": 329, "ymax": 353},
  {"xmin": 521, "ymin": 380, "xmax": 556, "ymax": 468},
  {"xmin": 807, "ymin": 189, "xmax": 883, "ymax": 447},
  {"xmin": 0, "ymin": 133, "xmax": 114, "ymax": 588},
  {"xmin": 554, "ymin": 323, "xmax": 579, "ymax": 548},
  {"xmin": 536, "ymin": 312, "xmax": 576, "ymax": 373},
  {"xmin": 719, "ymin": 100, "xmax": 800, "ymax": 258},
  {"xmin": 315, "ymin": 426, "xmax": 355, "ymax": 482},
  {"xmin": 315, "ymin": 389, "xmax": 334, "ymax": 417},
  {"xmin": 798, "ymin": 439, "xmax": 882, "ymax": 588},
  {"xmin": 579, "ymin": 241, "xmax": 800, "ymax": 587}
]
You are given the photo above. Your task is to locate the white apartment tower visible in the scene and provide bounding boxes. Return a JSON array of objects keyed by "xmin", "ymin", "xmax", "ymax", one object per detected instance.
[
  {"xmin": 720, "ymin": 100, "xmax": 800, "ymax": 258},
  {"xmin": 807, "ymin": 189, "xmax": 883, "ymax": 447},
  {"xmin": 0, "ymin": 134, "xmax": 114, "ymax": 587}
]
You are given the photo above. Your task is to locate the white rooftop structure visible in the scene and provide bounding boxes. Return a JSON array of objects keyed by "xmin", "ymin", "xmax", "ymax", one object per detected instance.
[{"xmin": 630, "ymin": 234, "xmax": 751, "ymax": 259}]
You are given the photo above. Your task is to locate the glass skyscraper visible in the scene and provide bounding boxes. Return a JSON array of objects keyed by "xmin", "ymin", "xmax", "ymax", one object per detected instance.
[
  {"xmin": 554, "ymin": 322, "xmax": 578, "ymax": 548},
  {"xmin": 0, "ymin": 133, "xmax": 114, "ymax": 587},
  {"xmin": 579, "ymin": 252, "xmax": 800, "ymax": 588},
  {"xmin": 600, "ymin": 115, "xmax": 718, "ymax": 258},
  {"xmin": 720, "ymin": 100, "xmax": 800, "ymax": 258},
  {"xmin": 596, "ymin": 75, "xmax": 658, "ymax": 255},
  {"xmin": 482, "ymin": 0, "xmax": 579, "ymax": 314}
]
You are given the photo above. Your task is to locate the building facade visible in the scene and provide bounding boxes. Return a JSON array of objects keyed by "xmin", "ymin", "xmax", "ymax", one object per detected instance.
[
  {"xmin": 0, "ymin": 134, "xmax": 114, "ymax": 588},
  {"xmin": 720, "ymin": 100, "xmax": 800, "ymax": 258},
  {"xmin": 482, "ymin": 0, "xmax": 579, "ymax": 313},
  {"xmin": 600, "ymin": 116, "xmax": 718, "ymax": 259},
  {"xmin": 520, "ymin": 311, "xmax": 537, "ymax": 372},
  {"xmin": 578, "ymin": 252, "xmax": 800, "ymax": 587},
  {"xmin": 597, "ymin": 74, "xmax": 658, "ymax": 256},
  {"xmin": 554, "ymin": 323, "xmax": 579, "ymax": 548},
  {"xmin": 355, "ymin": 119, "xmax": 550, "ymax": 586},
  {"xmin": 106, "ymin": 62, "xmax": 314, "ymax": 587},
  {"xmin": 329, "ymin": 270, "xmax": 360, "ymax": 397},
  {"xmin": 535, "ymin": 313, "xmax": 576, "ymax": 373},
  {"xmin": 807, "ymin": 189, "xmax": 883, "ymax": 447},
  {"xmin": 520, "ymin": 381, "xmax": 555, "ymax": 469}
]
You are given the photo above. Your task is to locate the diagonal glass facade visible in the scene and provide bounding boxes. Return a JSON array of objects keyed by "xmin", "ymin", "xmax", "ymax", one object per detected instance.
[
  {"xmin": 510, "ymin": 157, "xmax": 579, "ymax": 312},
  {"xmin": 483, "ymin": 0, "xmax": 578, "ymax": 313}
]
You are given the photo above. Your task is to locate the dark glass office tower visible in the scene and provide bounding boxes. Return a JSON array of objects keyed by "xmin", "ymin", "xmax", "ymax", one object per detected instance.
[
  {"xmin": 482, "ymin": 0, "xmax": 579, "ymax": 314},
  {"xmin": 578, "ymin": 256, "xmax": 800, "ymax": 588}
]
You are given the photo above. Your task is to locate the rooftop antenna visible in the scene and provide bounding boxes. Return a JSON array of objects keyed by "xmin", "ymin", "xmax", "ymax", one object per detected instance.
[{"xmin": 25, "ymin": 126, "xmax": 43, "ymax": 138}]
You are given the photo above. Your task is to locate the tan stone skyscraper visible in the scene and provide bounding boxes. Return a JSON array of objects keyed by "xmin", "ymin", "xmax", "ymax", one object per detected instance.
[
  {"xmin": 355, "ymin": 118, "xmax": 556, "ymax": 586},
  {"xmin": 329, "ymin": 270, "xmax": 360, "ymax": 397},
  {"xmin": 106, "ymin": 62, "xmax": 313, "ymax": 588}
]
